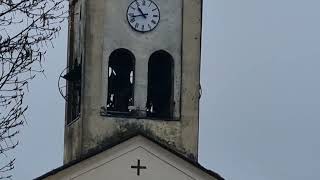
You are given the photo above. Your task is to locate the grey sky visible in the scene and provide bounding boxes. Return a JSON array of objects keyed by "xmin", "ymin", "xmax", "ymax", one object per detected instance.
[{"xmin": 11, "ymin": 0, "xmax": 320, "ymax": 179}]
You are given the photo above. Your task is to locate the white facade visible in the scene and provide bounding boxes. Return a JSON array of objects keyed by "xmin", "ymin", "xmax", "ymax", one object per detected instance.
[
  {"xmin": 101, "ymin": 0, "xmax": 182, "ymax": 118},
  {"xmin": 64, "ymin": 0, "xmax": 203, "ymax": 164},
  {"xmin": 37, "ymin": 136, "xmax": 223, "ymax": 180}
]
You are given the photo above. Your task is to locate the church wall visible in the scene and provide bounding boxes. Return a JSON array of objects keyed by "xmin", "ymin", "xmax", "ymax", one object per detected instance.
[
  {"xmin": 42, "ymin": 136, "xmax": 218, "ymax": 180},
  {"xmin": 64, "ymin": 0, "xmax": 84, "ymax": 163},
  {"xmin": 64, "ymin": 0, "xmax": 202, "ymax": 164},
  {"xmin": 180, "ymin": 0, "xmax": 202, "ymax": 160},
  {"xmin": 64, "ymin": 119, "xmax": 82, "ymax": 163},
  {"xmin": 101, "ymin": 0, "xmax": 182, "ymax": 118}
]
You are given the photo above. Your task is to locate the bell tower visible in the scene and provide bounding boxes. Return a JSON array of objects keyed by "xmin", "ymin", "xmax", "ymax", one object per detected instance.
[{"xmin": 64, "ymin": 0, "xmax": 202, "ymax": 164}]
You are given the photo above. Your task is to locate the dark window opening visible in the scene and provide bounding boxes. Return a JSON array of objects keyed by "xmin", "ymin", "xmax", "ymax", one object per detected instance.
[
  {"xmin": 64, "ymin": 60, "xmax": 82, "ymax": 124},
  {"xmin": 65, "ymin": 1, "xmax": 82, "ymax": 124},
  {"xmin": 107, "ymin": 49, "xmax": 135, "ymax": 113},
  {"xmin": 146, "ymin": 50, "xmax": 174, "ymax": 118}
]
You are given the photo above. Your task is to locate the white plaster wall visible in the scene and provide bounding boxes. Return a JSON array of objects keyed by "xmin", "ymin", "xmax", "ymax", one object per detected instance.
[
  {"xmin": 101, "ymin": 0, "xmax": 182, "ymax": 118},
  {"xmin": 64, "ymin": 0, "xmax": 202, "ymax": 163},
  {"xmin": 44, "ymin": 136, "xmax": 219, "ymax": 180},
  {"xmin": 64, "ymin": 0, "xmax": 83, "ymax": 163}
]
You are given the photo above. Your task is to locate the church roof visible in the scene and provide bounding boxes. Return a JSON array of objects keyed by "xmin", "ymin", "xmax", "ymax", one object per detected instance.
[{"xmin": 34, "ymin": 133, "xmax": 224, "ymax": 180}]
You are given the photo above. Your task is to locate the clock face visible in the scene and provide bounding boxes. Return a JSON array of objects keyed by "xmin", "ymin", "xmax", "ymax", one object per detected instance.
[{"xmin": 127, "ymin": 0, "xmax": 160, "ymax": 33}]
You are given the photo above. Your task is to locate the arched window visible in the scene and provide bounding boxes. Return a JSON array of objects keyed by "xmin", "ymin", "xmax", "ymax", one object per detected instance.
[
  {"xmin": 107, "ymin": 49, "xmax": 135, "ymax": 113},
  {"xmin": 147, "ymin": 50, "xmax": 174, "ymax": 118}
]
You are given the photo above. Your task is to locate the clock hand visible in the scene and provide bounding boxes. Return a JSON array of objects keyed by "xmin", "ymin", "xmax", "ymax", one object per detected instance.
[
  {"xmin": 132, "ymin": 13, "xmax": 148, "ymax": 17},
  {"xmin": 138, "ymin": 7, "xmax": 147, "ymax": 18}
]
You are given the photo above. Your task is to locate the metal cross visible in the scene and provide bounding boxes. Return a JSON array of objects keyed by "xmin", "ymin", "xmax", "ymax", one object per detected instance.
[{"xmin": 131, "ymin": 159, "xmax": 147, "ymax": 176}]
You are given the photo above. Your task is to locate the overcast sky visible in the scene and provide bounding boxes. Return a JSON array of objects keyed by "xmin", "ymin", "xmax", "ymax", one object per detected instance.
[{"xmin": 11, "ymin": 0, "xmax": 320, "ymax": 179}]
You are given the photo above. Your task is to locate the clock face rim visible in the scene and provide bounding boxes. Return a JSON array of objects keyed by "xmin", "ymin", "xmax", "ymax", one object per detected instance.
[{"xmin": 126, "ymin": 0, "xmax": 161, "ymax": 33}]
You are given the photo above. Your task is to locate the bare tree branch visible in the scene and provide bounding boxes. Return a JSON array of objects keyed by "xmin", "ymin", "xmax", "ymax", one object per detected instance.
[{"xmin": 0, "ymin": 0, "xmax": 69, "ymax": 178}]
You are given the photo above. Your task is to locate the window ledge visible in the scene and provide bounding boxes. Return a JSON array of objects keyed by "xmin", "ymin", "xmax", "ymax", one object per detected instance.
[{"xmin": 100, "ymin": 107, "xmax": 179, "ymax": 121}]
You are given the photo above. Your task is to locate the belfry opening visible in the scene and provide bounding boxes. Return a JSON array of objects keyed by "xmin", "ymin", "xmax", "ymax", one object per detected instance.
[
  {"xmin": 146, "ymin": 50, "xmax": 174, "ymax": 118},
  {"xmin": 107, "ymin": 48, "xmax": 135, "ymax": 113}
]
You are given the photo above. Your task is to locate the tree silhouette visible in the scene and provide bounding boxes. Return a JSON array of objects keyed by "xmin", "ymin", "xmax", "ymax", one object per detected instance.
[{"xmin": 0, "ymin": 0, "xmax": 67, "ymax": 178}]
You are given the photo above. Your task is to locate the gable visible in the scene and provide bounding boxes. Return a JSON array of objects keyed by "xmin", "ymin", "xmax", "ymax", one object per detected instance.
[
  {"xmin": 71, "ymin": 147, "xmax": 194, "ymax": 180},
  {"xmin": 38, "ymin": 136, "xmax": 223, "ymax": 180}
]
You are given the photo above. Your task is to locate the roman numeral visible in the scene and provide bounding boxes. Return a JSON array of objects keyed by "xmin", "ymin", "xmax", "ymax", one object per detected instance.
[
  {"xmin": 148, "ymin": 24, "xmax": 152, "ymax": 30},
  {"xmin": 130, "ymin": 18, "xmax": 135, "ymax": 23},
  {"xmin": 151, "ymin": 20, "xmax": 156, "ymax": 24},
  {"xmin": 153, "ymin": 15, "xmax": 158, "ymax": 18},
  {"xmin": 135, "ymin": 23, "xmax": 139, "ymax": 29}
]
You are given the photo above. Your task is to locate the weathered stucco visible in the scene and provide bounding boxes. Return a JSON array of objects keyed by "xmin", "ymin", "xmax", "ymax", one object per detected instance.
[
  {"xmin": 64, "ymin": 0, "xmax": 202, "ymax": 164},
  {"xmin": 40, "ymin": 136, "xmax": 221, "ymax": 180}
]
